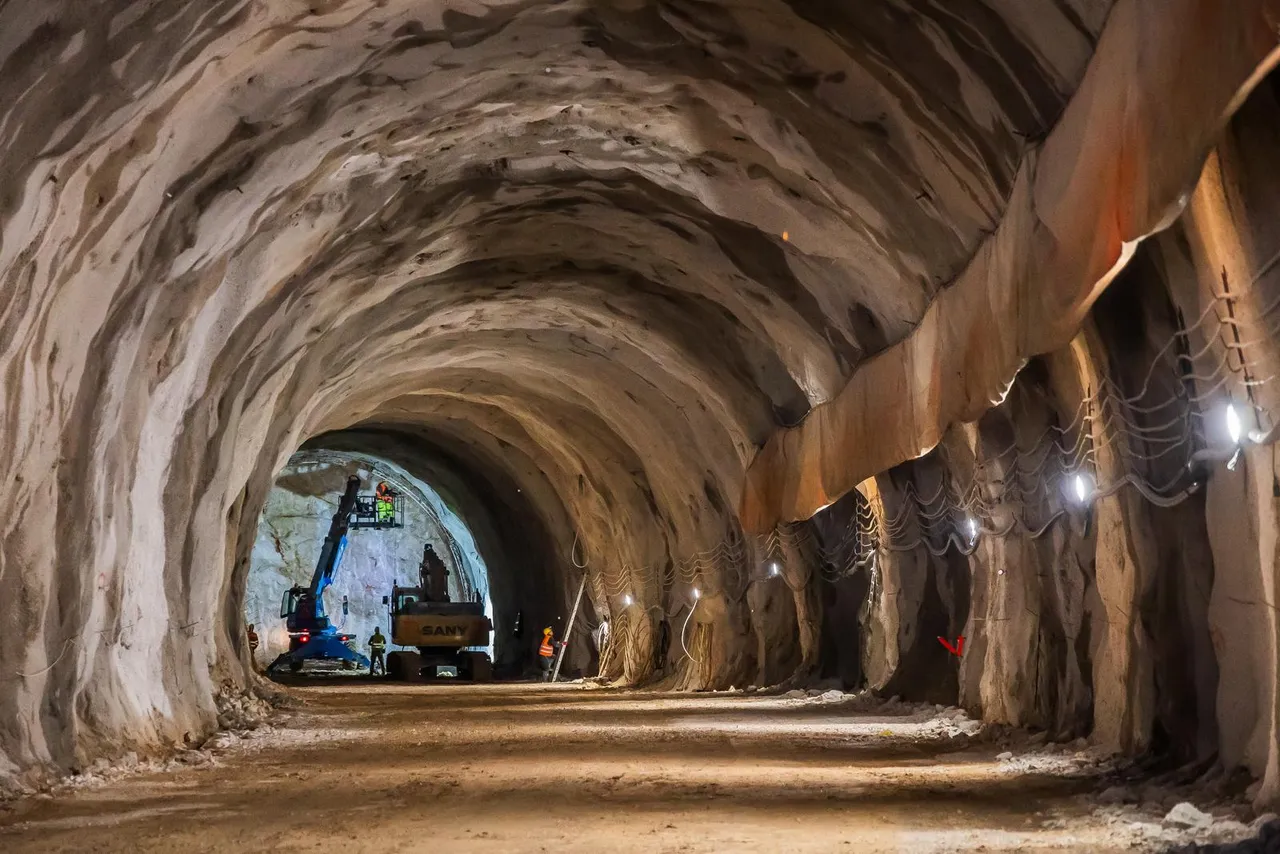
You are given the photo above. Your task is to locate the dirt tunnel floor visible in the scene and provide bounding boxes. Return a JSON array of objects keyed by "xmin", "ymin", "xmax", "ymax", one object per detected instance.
[{"xmin": 0, "ymin": 682, "xmax": 1195, "ymax": 853}]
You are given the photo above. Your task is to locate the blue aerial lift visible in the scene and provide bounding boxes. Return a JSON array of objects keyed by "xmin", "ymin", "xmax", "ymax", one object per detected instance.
[{"xmin": 266, "ymin": 474, "xmax": 400, "ymax": 674}]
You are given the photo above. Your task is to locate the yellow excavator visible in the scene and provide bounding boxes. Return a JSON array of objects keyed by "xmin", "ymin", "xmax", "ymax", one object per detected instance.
[{"xmin": 383, "ymin": 543, "xmax": 493, "ymax": 681}]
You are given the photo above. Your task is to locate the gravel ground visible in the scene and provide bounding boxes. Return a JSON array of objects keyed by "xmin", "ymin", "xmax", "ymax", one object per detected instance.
[{"xmin": 0, "ymin": 681, "xmax": 1270, "ymax": 853}]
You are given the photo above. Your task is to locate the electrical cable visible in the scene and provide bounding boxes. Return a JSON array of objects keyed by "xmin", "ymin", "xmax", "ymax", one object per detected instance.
[{"xmin": 679, "ymin": 597, "xmax": 701, "ymax": 664}]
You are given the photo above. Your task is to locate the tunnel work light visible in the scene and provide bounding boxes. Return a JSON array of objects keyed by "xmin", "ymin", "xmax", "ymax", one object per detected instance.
[
  {"xmin": 966, "ymin": 516, "xmax": 978, "ymax": 542},
  {"xmin": 622, "ymin": 594, "xmax": 633, "ymax": 607},
  {"xmin": 767, "ymin": 560, "xmax": 782, "ymax": 577},
  {"xmin": 1071, "ymin": 472, "xmax": 1095, "ymax": 505},
  {"xmin": 692, "ymin": 587, "xmax": 701, "ymax": 600},
  {"xmin": 1226, "ymin": 402, "xmax": 1243, "ymax": 445}
]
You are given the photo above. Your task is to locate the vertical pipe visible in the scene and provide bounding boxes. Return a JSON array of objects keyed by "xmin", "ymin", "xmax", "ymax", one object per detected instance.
[{"xmin": 552, "ymin": 574, "xmax": 587, "ymax": 682}]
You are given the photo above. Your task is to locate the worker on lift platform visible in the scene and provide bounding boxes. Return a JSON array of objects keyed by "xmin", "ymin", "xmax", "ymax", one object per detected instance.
[
  {"xmin": 368, "ymin": 626, "xmax": 387, "ymax": 676},
  {"xmin": 375, "ymin": 481, "xmax": 396, "ymax": 525}
]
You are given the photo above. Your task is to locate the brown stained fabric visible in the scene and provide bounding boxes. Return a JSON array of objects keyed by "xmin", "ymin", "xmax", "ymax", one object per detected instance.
[{"xmin": 740, "ymin": 0, "xmax": 1280, "ymax": 533}]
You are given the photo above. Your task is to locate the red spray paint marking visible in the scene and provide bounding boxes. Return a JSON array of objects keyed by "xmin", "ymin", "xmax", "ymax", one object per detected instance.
[{"xmin": 937, "ymin": 636, "xmax": 965, "ymax": 657}]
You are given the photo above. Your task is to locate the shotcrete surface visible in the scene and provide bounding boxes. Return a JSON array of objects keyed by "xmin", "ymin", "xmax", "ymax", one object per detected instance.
[{"xmin": 0, "ymin": 684, "xmax": 1202, "ymax": 853}]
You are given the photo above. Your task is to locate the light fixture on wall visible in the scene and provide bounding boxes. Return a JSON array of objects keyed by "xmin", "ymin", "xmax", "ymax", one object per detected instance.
[
  {"xmin": 1065, "ymin": 470, "xmax": 1095, "ymax": 538},
  {"xmin": 1070, "ymin": 472, "xmax": 1094, "ymax": 505},
  {"xmin": 965, "ymin": 515, "xmax": 979, "ymax": 544},
  {"xmin": 1226, "ymin": 402, "xmax": 1243, "ymax": 445},
  {"xmin": 766, "ymin": 559, "xmax": 782, "ymax": 577},
  {"xmin": 622, "ymin": 594, "xmax": 633, "ymax": 607},
  {"xmin": 692, "ymin": 587, "xmax": 701, "ymax": 600},
  {"xmin": 1226, "ymin": 402, "xmax": 1244, "ymax": 471}
]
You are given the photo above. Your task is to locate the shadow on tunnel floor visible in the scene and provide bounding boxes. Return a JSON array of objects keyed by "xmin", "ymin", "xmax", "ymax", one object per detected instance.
[{"xmin": 0, "ymin": 684, "xmax": 1143, "ymax": 854}]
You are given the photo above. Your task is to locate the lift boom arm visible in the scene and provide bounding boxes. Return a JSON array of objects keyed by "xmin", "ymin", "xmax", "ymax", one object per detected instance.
[
  {"xmin": 267, "ymin": 474, "xmax": 369, "ymax": 674},
  {"xmin": 309, "ymin": 474, "xmax": 362, "ymax": 603}
]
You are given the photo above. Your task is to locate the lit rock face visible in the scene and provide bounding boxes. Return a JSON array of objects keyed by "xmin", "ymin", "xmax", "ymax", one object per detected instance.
[
  {"xmin": 245, "ymin": 451, "xmax": 490, "ymax": 669},
  {"xmin": 15, "ymin": 0, "xmax": 1249, "ymax": 784}
]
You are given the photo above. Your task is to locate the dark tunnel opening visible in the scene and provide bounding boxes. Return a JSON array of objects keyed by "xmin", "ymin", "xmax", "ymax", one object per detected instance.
[{"xmin": 295, "ymin": 428, "xmax": 581, "ymax": 679}]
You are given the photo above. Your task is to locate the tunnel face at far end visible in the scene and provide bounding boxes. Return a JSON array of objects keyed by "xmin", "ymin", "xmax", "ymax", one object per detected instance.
[
  {"xmin": 7, "ymin": 3, "xmax": 1280, "ymax": 844},
  {"xmin": 244, "ymin": 449, "xmax": 493, "ymax": 673}
]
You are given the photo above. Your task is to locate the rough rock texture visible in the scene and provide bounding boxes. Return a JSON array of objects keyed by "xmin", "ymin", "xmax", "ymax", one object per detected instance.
[
  {"xmin": 741, "ymin": 0, "xmax": 1280, "ymax": 529},
  {"xmin": 831, "ymin": 71, "xmax": 1280, "ymax": 812},
  {"xmin": 8, "ymin": 0, "xmax": 1280, "ymax": 819},
  {"xmin": 0, "ymin": 0, "xmax": 1123, "ymax": 776}
]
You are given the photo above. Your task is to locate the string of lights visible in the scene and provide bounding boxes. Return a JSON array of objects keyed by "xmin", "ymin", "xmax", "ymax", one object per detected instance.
[
  {"xmin": 581, "ymin": 284, "xmax": 1280, "ymax": 636},
  {"xmin": 798, "ymin": 286, "xmax": 1277, "ymax": 579}
]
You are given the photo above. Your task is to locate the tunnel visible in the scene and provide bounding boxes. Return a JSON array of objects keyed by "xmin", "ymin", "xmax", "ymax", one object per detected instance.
[
  {"xmin": 244, "ymin": 448, "xmax": 497, "ymax": 668},
  {"xmin": 4, "ymin": 1, "xmax": 1280, "ymax": 851}
]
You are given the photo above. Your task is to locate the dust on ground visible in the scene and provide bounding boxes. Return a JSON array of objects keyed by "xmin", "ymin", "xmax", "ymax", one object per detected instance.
[{"xmin": 0, "ymin": 681, "xmax": 1267, "ymax": 853}]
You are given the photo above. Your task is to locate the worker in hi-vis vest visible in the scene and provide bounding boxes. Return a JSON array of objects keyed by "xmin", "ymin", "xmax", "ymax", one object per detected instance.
[
  {"xmin": 368, "ymin": 627, "xmax": 387, "ymax": 676},
  {"xmin": 246, "ymin": 624, "xmax": 260, "ymax": 670},
  {"xmin": 375, "ymin": 481, "xmax": 396, "ymax": 524},
  {"xmin": 538, "ymin": 627, "xmax": 560, "ymax": 681}
]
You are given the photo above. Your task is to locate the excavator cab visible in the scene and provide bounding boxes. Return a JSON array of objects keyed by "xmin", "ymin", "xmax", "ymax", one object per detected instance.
[
  {"xmin": 390, "ymin": 591, "xmax": 419, "ymax": 612},
  {"xmin": 279, "ymin": 588, "xmax": 302, "ymax": 619},
  {"xmin": 381, "ymin": 543, "xmax": 493, "ymax": 681}
]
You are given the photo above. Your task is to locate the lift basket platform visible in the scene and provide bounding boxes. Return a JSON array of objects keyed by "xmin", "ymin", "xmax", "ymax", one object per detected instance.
[{"xmin": 349, "ymin": 494, "xmax": 404, "ymax": 529}]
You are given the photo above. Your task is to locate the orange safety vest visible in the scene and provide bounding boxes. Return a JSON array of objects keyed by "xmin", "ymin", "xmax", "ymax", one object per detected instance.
[{"xmin": 539, "ymin": 637, "xmax": 555, "ymax": 658}]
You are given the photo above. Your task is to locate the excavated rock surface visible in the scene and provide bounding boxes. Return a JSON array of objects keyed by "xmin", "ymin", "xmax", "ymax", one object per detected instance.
[
  {"xmin": 810, "ymin": 72, "xmax": 1280, "ymax": 815},
  {"xmin": 741, "ymin": 0, "xmax": 1280, "ymax": 531},
  {"xmin": 10, "ymin": 2, "xmax": 1280, "ymax": 834},
  {"xmin": 0, "ymin": 0, "xmax": 1116, "ymax": 776}
]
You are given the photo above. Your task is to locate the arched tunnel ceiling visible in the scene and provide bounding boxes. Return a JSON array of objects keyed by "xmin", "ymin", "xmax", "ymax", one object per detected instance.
[
  {"xmin": 739, "ymin": 0, "xmax": 1280, "ymax": 530},
  {"xmin": 17, "ymin": 0, "xmax": 1280, "ymax": 803},
  {"xmin": 0, "ymin": 0, "xmax": 1147, "ymax": 767},
  {"xmin": 18, "ymin": 3, "xmax": 1280, "ymax": 835},
  {"xmin": 0, "ymin": 0, "xmax": 1113, "ymax": 526}
]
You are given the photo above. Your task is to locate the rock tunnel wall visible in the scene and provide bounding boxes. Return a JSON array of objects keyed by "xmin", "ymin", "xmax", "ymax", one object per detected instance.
[
  {"xmin": 7, "ymin": 0, "xmax": 1280, "ymax": 806},
  {"xmin": 804, "ymin": 69, "xmax": 1280, "ymax": 807}
]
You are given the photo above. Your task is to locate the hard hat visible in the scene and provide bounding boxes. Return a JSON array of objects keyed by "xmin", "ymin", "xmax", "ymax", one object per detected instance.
[{"xmin": 543, "ymin": 627, "xmax": 553, "ymax": 635}]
